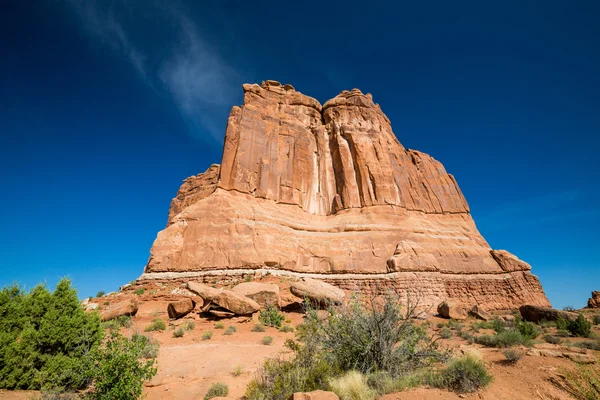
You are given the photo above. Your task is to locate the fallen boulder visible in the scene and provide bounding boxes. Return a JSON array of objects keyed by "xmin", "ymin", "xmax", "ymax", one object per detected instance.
[
  {"xmin": 437, "ymin": 300, "xmax": 468, "ymax": 320},
  {"xmin": 291, "ymin": 391, "xmax": 339, "ymax": 400},
  {"xmin": 213, "ymin": 291, "xmax": 261, "ymax": 315},
  {"xmin": 232, "ymin": 282, "xmax": 280, "ymax": 307},
  {"xmin": 187, "ymin": 281, "xmax": 221, "ymax": 301},
  {"xmin": 209, "ymin": 309, "xmax": 236, "ymax": 318},
  {"xmin": 290, "ymin": 278, "xmax": 345, "ymax": 306},
  {"xmin": 100, "ymin": 298, "xmax": 138, "ymax": 321},
  {"xmin": 519, "ymin": 305, "xmax": 578, "ymax": 323},
  {"xmin": 167, "ymin": 298, "xmax": 195, "ymax": 319},
  {"xmin": 469, "ymin": 304, "xmax": 492, "ymax": 321}
]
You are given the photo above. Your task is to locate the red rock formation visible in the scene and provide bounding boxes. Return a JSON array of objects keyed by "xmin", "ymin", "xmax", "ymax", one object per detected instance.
[
  {"xmin": 142, "ymin": 81, "xmax": 550, "ymax": 310},
  {"xmin": 587, "ymin": 291, "xmax": 600, "ymax": 308}
]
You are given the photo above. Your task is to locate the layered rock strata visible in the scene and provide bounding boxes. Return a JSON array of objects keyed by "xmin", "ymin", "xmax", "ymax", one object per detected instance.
[{"xmin": 142, "ymin": 80, "xmax": 550, "ymax": 310}]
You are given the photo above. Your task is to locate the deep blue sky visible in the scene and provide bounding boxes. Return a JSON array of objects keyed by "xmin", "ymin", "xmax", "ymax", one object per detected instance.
[{"xmin": 1, "ymin": 1, "xmax": 598, "ymax": 308}]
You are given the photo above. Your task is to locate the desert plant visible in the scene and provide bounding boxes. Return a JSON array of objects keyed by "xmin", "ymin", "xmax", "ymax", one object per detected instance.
[
  {"xmin": 96, "ymin": 291, "xmax": 105, "ymax": 298},
  {"xmin": 252, "ymin": 324, "xmax": 266, "ymax": 332},
  {"xmin": 202, "ymin": 330, "xmax": 213, "ymax": 340},
  {"xmin": 184, "ymin": 321, "xmax": 195, "ymax": 331},
  {"xmin": 502, "ymin": 348, "xmax": 526, "ymax": 364},
  {"xmin": 329, "ymin": 370, "xmax": 376, "ymax": 400},
  {"xmin": 568, "ymin": 315, "xmax": 592, "ymax": 338},
  {"xmin": 542, "ymin": 334, "xmax": 562, "ymax": 344},
  {"xmin": 214, "ymin": 322, "xmax": 225, "ymax": 329},
  {"xmin": 555, "ymin": 329, "xmax": 571, "ymax": 337},
  {"xmin": 131, "ymin": 333, "xmax": 159, "ymax": 358},
  {"xmin": 517, "ymin": 320, "xmax": 540, "ymax": 339},
  {"xmin": 224, "ymin": 326, "xmax": 237, "ymax": 335},
  {"xmin": 556, "ymin": 317, "xmax": 570, "ymax": 331},
  {"xmin": 144, "ymin": 318, "xmax": 166, "ymax": 332},
  {"xmin": 573, "ymin": 340, "xmax": 600, "ymax": 351},
  {"xmin": 204, "ymin": 382, "xmax": 229, "ymax": 400},
  {"xmin": 563, "ymin": 305, "xmax": 576, "ymax": 312},
  {"xmin": 366, "ymin": 370, "xmax": 426, "ymax": 395},
  {"xmin": 279, "ymin": 325, "xmax": 294, "ymax": 333},
  {"xmin": 430, "ymin": 355, "xmax": 492, "ymax": 393},
  {"xmin": 439, "ymin": 327, "xmax": 453, "ymax": 339},
  {"xmin": 475, "ymin": 330, "xmax": 531, "ymax": 348},
  {"xmin": 561, "ymin": 364, "xmax": 600, "ymax": 400},
  {"xmin": 134, "ymin": 288, "xmax": 145, "ymax": 295},
  {"xmin": 593, "ymin": 315, "xmax": 600, "ymax": 325},
  {"xmin": 173, "ymin": 328, "xmax": 185, "ymax": 338},
  {"xmin": 262, "ymin": 336, "xmax": 274, "ymax": 345},
  {"xmin": 232, "ymin": 365, "xmax": 244, "ymax": 377},
  {"xmin": 259, "ymin": 305, "xmax": 285, "ymax": 328}
]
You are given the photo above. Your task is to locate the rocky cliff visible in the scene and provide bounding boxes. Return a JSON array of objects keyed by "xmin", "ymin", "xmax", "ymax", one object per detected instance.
[{"xmin": 142, "ymin": 80, "xmax": 550, "ymax": 310}]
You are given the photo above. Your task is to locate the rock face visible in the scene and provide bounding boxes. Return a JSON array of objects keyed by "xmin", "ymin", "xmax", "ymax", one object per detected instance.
[
  {"xmin": 587, "ymin": 291, "xmax": 600, "ymax": 308},
  {"xmin": 142, "ymin": 81, "xmax": 550, "ymax": 311}
]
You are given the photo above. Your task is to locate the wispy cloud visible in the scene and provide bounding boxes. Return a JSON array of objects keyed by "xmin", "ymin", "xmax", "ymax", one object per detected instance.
[{"xmin": 63, "ymin": 0, "xmax": 240, "ymax": 142}]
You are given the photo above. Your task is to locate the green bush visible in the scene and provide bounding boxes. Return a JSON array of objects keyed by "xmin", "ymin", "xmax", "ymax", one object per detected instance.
[
  {"xmin": 134, "ymin": 288, "xmax": 145, "ymax": 296},
  {"xmin": 184, "ymin": 321, "xmax": 195, "ymax": 331},
  {"xmin": 214, "ymin": 322, "xmax": 225, "ymax": 329},
  {"xmin": 262, "ymin": 336, "xmax": 274, "ymax": 345},
  {"xmin": 593, "ymin": 315, "xmax": 600, "ymax": 325},
  {"xmin": 89, "ymin": 330, "xmax": 157, "ymax": 399},
  {"xmin": 329, "ymin": 370, "xmax": 376, "ymax": 400},
  {"xmin": 517, "ymin": 320, "xmax": 540, "ymax": 339},
  {"xmin": 573, "ymin": 340, "xmax": 600, "ymax": 351},
  {"xmin": 563, "ymin": 306, "xmax": 576, "ymax": 312},
  {"xmin": 259, "ymin": 305, "xmax": 285, "ymax": 328},
  {"xmin": 144, "ymin": 318, "xmax": 166, "ymax": 332},
  {"xmin": 96, "ymin": 291, "xmax": 105, "ymax": 298},
  {"xmin": 429, "ymin": 356, "xmax": 492, "ymax": 393},
  {"xmin": 204, "ymin": 382, "xmax": 228, "ymax": 400},
  {"xmin": 131, "ymin": 333, "xmax": 159, "ymax": 358},
  {"xmin": 439, "ymin": 327, "xmax": 453, "ymax": 339},
  {"xmin": 366, "ymin": 370, "xmax": 426, "ymax": 395},
  {"xmin": 252, "ymin": 324, "xmax": 266, "ymax": 332},
  {"xmin": 475, "ymin": 330, "xmax": 531, "ymax": 348},
  {"xmin": 224, "ymin": 326, "xmax": 237, "ymax": 335},
  {"xmin": 279, "ymin": 325, "xmax": 294, "ymax": 333},
  {"xmin": 173, "ymin": 328, "xmax": 185, "ymax": 338},
  {"xmin": 0, "ymin": 280, "xmax": 103, "ymax": 391},
  {"xmin": 568, "ymin": 315, "xmax": 592, "ymax": 338},
  {"xmin": 232, "ymin": 365, "xmax": 244, "ymax": 377},
  {"xmin": 202, "ymin": 331, "xmax": 213, "ymax": 340},
  {"xmin": 556, "ymin": 317, "xmax": 569, "ymax": 331}
]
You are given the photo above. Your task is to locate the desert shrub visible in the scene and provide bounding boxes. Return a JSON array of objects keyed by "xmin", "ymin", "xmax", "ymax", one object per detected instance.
[
  {"xmin": 279, "ymin": 325, "xmax": 294, "ymax": 333},
  {"xmin": 259, "ymin": 305, "xmax": 285, "ymax": 328},
  {"xmin": 202, "ymin": 330, "xmax": 213, "ymax": 340},
  {"xmin": 573, "ymin": 340, "xmax": 600, "ymax": 351},
  {"xmin": 262, "ymin": 336, "xmax": 274, "ymax": 345},
  {"xmin": 556, "ymin": 317, "xmax": 570, "ymax": 331},
  {"xmin": 96, "ymin": 291, "xmax": 105, "ymax": 298},
  {"xmin": 491, "ymin": 317, "xmax": 507, "ymax": 333},
  {"xmin": 214, "ymin": 322, "xmax": 225, "ymax": 329},
  {"xmin": 204, "ymin": 382, "xmax": 229, "ymax": 400},
  {"xmin": 555, "ymin": 329, "xmax": 571, "ymax": 337},
  {"xmin": 232, "ymin": 365, "xmax": 243, "ymax": 377},
  {"xmin": 184, "ymin": 321, "xmax": 195, "ymax": 331},
  {"xmin": 329, "ymin": 370, "xmax": 376, "ymax": 400},
  {"xmin": 568, "ymin": 315, "xmax": 592, "ymax": 338},
  {"xmin": 173, "ymin": 328, "xmax": 184, "ymax": 338},
  {"xmin": 517, "ymin": 320, "xmax": 540, "ymax": 339},
  {"xmin": 366, "ymin": 370, "xmax": 426, "ymax": 395},
  {"xmin": 542, "ymin": 334, "xmax": 562, "ymax": 344},
  {"xmin": 593, "ymin": 315, "xmax": 600, "ymax": 325},
  {"xmin": 458, "ymin": 330, "xmax": 475, "ymax": 344},
  {"xmin": 475, "ymin": 330, "xmax": 531, "ymax": 348},
  {"xmin": 134, "ymin": 288, "xmax": 145, "ymax": 295},
  {"xmin": 429, "ymin": 356, "xmax": 492, "ymax": 393},
  {"xmin": 563, "ymin": 305, "xmax": 576, "ymax": 312},
  {"xmin": 447, "ymin": 320, "xmax": 464, "ymax": 331},
  {"xmin": 502, "ymin": 348, "xmax": 526, "ymax": 364},
  {"xmin": 303, "ymin": 293, "xmax": 448, "ymax": 376},
  {"xmin": 103, "ymin": 315, "xmax": 133, "ymax": 331},
  {"xmin": 537, "ymin": 319, "xmax": 556, "ymax": 328},
  {"xmin": 131, "ymin": 333, "xmax": 159, "ymax": 358},
  {"xmin": 224, "ymin": 326, "xmax": 237, "ymax": 335},
  {"xmin": 252, "ymin": 324, "xmax": 266, "ymax": 332},
  {"xmin": 439, "ymin": 327, "xmax": 453, "ymax": 339},
  {"xmin": 89, "ymin": 329, "xmax": 157, "ymax": 399},
  {"xmin": 0, "ymin": 280, "xmax": 103, "ymax": 391},
  {"xmin": 561, "ymin": 364, "xmax": 600, "ymax": 400},
  {"xmin": 144, "ymin": 318, "xmax": 166, "ymax": 332}
]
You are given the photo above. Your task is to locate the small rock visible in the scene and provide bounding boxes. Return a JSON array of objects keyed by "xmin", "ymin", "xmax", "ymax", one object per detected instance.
[
  {"xmin": 469, "ymin": 305, "xmax": 492, "ymax": 321},
  {"xmin": 291, "ymin": 390, "xmax": 339, "ymax": 400},
  {"xmin": 167, "ymin": 298, "xmax": 195, "ymax": 319}
]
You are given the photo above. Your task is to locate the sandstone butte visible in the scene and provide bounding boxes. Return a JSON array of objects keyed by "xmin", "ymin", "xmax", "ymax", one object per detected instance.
[{"xmin": 140, "ymin": 80, "xmax": 550, "ymax": 311}]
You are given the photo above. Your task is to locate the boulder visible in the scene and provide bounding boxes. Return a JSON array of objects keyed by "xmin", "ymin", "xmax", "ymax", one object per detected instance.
[
  {"xmin": 232, "ymin": 282, "xmax": 280, "ymax": 307},
  {"xmin": 290, "ymin": 278, "xmax": 345, "ymax": 306},
  {"xmin": 437, "ymin": 300, "xmax": 468, "ymax": 320},
  {"xmin": 519, "ymin": 305, "xmax": 578, "ymax": 323},
  {"xmin": 587, "ymin": 291, "xmax": 600, "ymax": 308},
  {"xmin": 291, "ymin": 391, "xmax": 339, "ymax": 400},
  {"xmin": 187, "ymin": 282, "xmax": 221, "ymax": 301},
  {"xmin": 213, "ymin": 291, "xmax": 261, "ymax": 315},
  {"xmin": 209, "ymin": 309, "xmax": 235, "ymax": 318},
  {"xmin": 490, "ymin": 250, "xmax": 532, "ymax": 272},
  {"xmin": 469, "ymin": 305, "xmax": 492, "ymax": 321},
  {"xmin": 100, "ymin": 298, "xmax": 138, "ymax": 321},
  {"xmin": 167, "ymin": 298, "xmax": 195, "ymax": 319}
]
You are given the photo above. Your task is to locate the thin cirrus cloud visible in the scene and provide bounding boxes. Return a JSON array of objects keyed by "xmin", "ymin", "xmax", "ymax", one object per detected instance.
[{"xmin": 63, "ymin": 0, "xmax": 241, "ymax": 142}]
